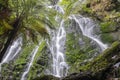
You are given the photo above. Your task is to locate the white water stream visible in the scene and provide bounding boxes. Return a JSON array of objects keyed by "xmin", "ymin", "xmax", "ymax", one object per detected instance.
[
  {"xmin": 21, "ymin": 41, "xmax": 42, "ymax": 80},
  {"xmin": 0, "ymin": 37, "xmax": 22, "ymax": 72},
  {"xmin": 46, "ymin": 0, "xmax": 69, "ymax": 77},
  {"xmin": 48, "ymin": 20, "xmax": 68, "ymax": 77},
  {"xmin": 2, "ymin": 37, "xmax": 23, "ymax": 63},
  {"xmin": 70, "ymin": 15, "xmax": 108, "ymax": 51}
]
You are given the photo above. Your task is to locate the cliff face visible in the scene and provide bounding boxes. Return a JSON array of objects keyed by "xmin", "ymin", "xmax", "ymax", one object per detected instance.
[
  {"xmin": 63, "ymin": 0, "xmax": 120, "ymax": 79},
  {"xmin": 65, "ymin": 18, "xmax": 102, "ymax": 74}
]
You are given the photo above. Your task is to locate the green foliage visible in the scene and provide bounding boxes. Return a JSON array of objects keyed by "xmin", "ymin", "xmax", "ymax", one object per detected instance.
[
  {"xmin": 7, "ymin": 0, "xmax": 58, "ymax": 43},
  {"xmin": 10, "ymin": 40, "xmax": 46, "ymax": 79},
  {"xmin": 1, "ymin": 0, "xmax": 120, "ymax": 79},
  {"xmin": 79, "ymin": 41, "xmax": 120, "ymax": 72},
  {"xmin": 101, "ymin": 34, "xmax": 114, "ymax": 43},
  {"xmin": 27, "ymin": 41, "xmax": 46, "ymax": 80},
  {"xmin": 59, "ymin": 0, "xmax": 80, "ymax": 18},
  {"xmin": 0, "ymin": 0, "xmax": 6, "ymax": 6},
  {"xmin": 0, "ymin": 20, "xmax": 13, "ymax": 35},
  {"xmin": 65, "ymin": 32, "xmax": 98, "ymax": 73},
  {"xmin": 0, "ymin": 26, "xmax": 5, "ymax": 35},
  {"xmin": 100, "ymin": 21, "xmax": 116, "ymax": 33},
  {"xmin": 60, "ymin": 0, "xmax": 71, "ymax": 5},
  {"xmin": 15, "ymin": 43, "xmax": 36, "ymax": 65},
  {"xmin": 59, "ymin": 0, "xmax": 93, "ymax": 18},
  {"xmin": 27, "ymin": 19, "xmax": 47, "ymax": 34},
  {"xmin": 32, "ymin": 41, "xmax": 46, "ymax": 65},
  {"xmin": 3, "ymin": 20, "xmax": 12, "ymax": 29},
  {"xmin": 81, "ymin": 4, "xmax": 92, "ymax": 14},
  {"xmin": 0, "ymin": 0, "xmax": 8, "ymax": 10}
]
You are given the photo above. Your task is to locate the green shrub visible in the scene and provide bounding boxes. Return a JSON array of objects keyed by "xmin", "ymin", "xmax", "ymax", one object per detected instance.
[
  {"xmin": 101, "ymin": 34, "xmax": 114, "ymax": 43},
  {"xmin": 100, "ymin": 21, "xmax": 116, "ymax": 33}
]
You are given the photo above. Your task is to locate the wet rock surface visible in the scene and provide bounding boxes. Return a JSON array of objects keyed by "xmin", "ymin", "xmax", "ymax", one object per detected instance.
[
  {"xmin": 33, "ymin": 75, "xmax": 60, "ymax": 80},
  {"xmin": 62, "ymin": 72, "xmax": 95, "ymax": 80}
]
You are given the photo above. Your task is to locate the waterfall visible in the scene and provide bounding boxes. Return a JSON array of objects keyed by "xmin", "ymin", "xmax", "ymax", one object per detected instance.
[
  {"xmin": 1, "ymin": 37, "xmax": 23, "ymax": 63},
  {"xmin": 70, "ymin": 15, "xmax": 108, "ymax": 51},
  {"xmin": 46, "ymin": 0, "xmax": 68, "ymax": 77},
  {"xmin": 21, "ymin": 41, "xmax": 42, "ymax": 80},
  {"xmin": 47, "ymin": 20, "xmax": 68, "ymax": 77}
]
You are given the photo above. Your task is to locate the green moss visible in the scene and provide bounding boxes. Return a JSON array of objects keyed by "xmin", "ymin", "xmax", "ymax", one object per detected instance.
[
  {"xmin": 32, "ymin": 41, "xmax": 46, "ymax": 64},
  {"xmin": 79, "ymin": 41, "xmax": 120, "ymax": 73},
  {"xmin": 15, "ymin": 44, "xmax": 36, "ymax": 65},
  {"xmin": 2, "ymin": 43, "xmax": 37, "ymax": 79},
  {"xmin": 0, "ymin": 20, "xmax": 12, "ymax": 35},
  {"xmin": 27, "ymin": 41, "xmax": 47, "ymax": 80},
  {"xmin": 101, "ymin": 33, "xmax": 114, "ymax": 43},
  {"xmin": 65, "ymin": 32, "xmax": 98, "ymax": 73},
  {"xmin": 81, "ymin": 4, "xmax": 93, "ymax": 14},
  {"xmin": 79, "ymin": 53, "xmax": 107, "ymax": 72},
  {"xmin": 100, "ymin": 21, "xmax": 116, "ymax": 33}
]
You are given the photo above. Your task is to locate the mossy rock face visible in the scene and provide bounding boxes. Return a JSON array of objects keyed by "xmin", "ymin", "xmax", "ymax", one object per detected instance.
[
  {"xmin": 78, "ymin": 41, "xmax": 120, "ymax": 80},
  {"xmin": 77, "ymin": 0, "xmax": 120, "ymax": 44},
  {"xmin": 63, "ymin": 41, "xmax": 120, "ymax": 80},
  {"xmin": 100, "ymin": 21, "xmax": 120, "ymax": 44},
  {"xmin": 90, "ymin": 41, "xmax": 120, "ymax": 71},
  {"xmin": 62, "ymin": 72, "xmax": 95, "ymax": 80},
  {"xmin": 27, "ymin": 42, "xmax": 49, "ymax": 80},
  {"xmin": 79, "ymin": 0, "xmax": 120, "ymax": 27},
  {"xmin": 1, "ymin": 61, "xmax": 24, "ymax": 80},
  {"xmin": 65, "ymin": 27, "xmax": 98, "ymax": 73},
  {"xmin": 0, "ymin": 40, "xmax": 47, "ymax": 80},
  {"xmin": 64, "ymin": 19, "xmax": 103, "ymax": 74},
  {"xmin": 111, "ymin": 31, "xmax": 120, "ymax": 41}
]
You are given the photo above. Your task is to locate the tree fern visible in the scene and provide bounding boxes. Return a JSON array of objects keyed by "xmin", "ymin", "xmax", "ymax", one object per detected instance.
[{"xmin": 8, "ymin": 0, "xmax": 58, "ymax": 42}]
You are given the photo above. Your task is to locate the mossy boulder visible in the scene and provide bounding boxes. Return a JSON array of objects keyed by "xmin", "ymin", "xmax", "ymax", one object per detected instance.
[
  {"xmin": 78, "ymin": 41, "xmax": 120, "ymax": 80},
  {"xmin": 62, "ymin": 72, "xmax": 95, "ymax": 80},
  {"xmin": 88, "ymin": 41, "xmax": 120, "ymax": 72},
  {"xmin": 65, "ymin": 25, "xmax": 99, "ymax": 74},
  {"xmin": 63, "ymin": 41, "xmax": 120, "ymax": 80}
]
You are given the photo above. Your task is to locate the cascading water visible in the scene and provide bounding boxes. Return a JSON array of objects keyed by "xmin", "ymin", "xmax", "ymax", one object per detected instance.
[
  {"xmin": 1, "ymin": 37, "xmax": 23, "ymax": 63},
  {"xmin": 21, "ymin": 41, "xmax": 42, "ymax": 80},
  {"xmin": 47, "ymin": 0, "xmax": 69, "ymax": 77},
  {"xmin": 70, "ymin": 15, "xmax": 108, "ymax": 51},
  {"xmin": 46, "ymin": 0, "xmax": 68, "ymax": 77},
  {"xmin": 47, "ymin": 20, "xmax": 68, "ymax": 77},
  {"xmin": 0, "ymin": 37, "xmax": 22, "ymax": 72}
]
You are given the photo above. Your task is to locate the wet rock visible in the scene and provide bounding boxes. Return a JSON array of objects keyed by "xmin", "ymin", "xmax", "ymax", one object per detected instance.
[
  {"xmin": 62, "ymin": 72, "xmax": 95, "ymax": 80},
  {"xmin": 83, "ymin": 41, "xmax": 120, "ymax": 80},
  {"xmin": 37, "ymin": 58, "xmax": 46, "ymax": 66},
  {"xmin": 33, "ymin": 75, "xmax": 60, "ymax": 80}
]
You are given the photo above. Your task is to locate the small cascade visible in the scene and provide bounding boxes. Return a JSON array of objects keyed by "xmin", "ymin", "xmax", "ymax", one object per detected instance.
[
  {"xmin": 70, "ymin": 15, "xmax": 108, "ymax": 51},
  {"xmin": 0, "ymin": 36, "xmax": 22, "ymax": 72},
  {"xmin": 2, "ymin": 37, "xmax": 23, "ymax": 63},
  {"xmin": 47, "ymin": 20, "xmax": 68, "ymax": 77},
  {"xmin": 21, "ymin": 41, "xmax": 42, "ymax": 80}
]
